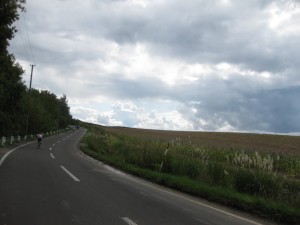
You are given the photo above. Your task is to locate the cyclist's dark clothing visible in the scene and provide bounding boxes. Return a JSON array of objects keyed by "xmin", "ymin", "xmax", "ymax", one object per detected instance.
[{"xmin": 37, "ymin": 134, "xmax": 43, "ymax": 143}]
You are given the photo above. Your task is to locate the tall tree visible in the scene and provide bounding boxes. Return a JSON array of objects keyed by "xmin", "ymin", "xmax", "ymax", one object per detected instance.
[
  {"xmin": 0, "ymin": 0, "xmax": 26, "ymax": 53},
  {"xmin": 26, "ymin": 90, "xmax": 73, "ymax": 134},
  {"xmin": 0, "ymin": 0, "xmax": 26, "ymax": 136},
  {"xmin": 58, "ymin": 94, "xmax": 72, "ymax": 128},
  {"xmin": 0, "ymin": 1, "xmax": 74, "ymax": 136}
]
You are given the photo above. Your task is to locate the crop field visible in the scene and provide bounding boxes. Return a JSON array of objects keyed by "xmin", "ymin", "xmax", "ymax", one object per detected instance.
[
  {"xmin": 104, "ymin": 126, "xmax": 300, "ymax": 155},
  {"xmin": 80, "ymin": 123, "xmax": 300, "ymax": 224}
]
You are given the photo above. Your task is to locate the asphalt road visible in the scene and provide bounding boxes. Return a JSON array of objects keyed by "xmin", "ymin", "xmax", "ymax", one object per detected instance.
[{"xmin": 0, "ymin": 129, "xmax": 278, "ymax": 225}]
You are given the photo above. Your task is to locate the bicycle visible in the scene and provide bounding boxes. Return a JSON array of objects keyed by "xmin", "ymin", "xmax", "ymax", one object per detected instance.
[
  {"xmin": 37, "ymin": 133, "xmax": 43, "ymax": 149},
  {"xmin": 37, "ymin": 139, "xmax": 42, "ymax": 148}
]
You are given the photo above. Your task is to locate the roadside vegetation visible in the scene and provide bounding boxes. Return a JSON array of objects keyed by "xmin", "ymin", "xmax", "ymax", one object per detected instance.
[
  {"xmin": 80, "ymin": 122, "xmax": 300, "ymax": 225},
  {"xmin": 0, "ymin": 0, "xmax": 75, "ymax": 137}
]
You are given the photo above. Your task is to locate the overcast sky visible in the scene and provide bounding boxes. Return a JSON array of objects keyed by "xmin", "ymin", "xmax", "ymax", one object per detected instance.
[{"xmin": 9, "ymin": 0, "xmax": 300, "ymax": 134}]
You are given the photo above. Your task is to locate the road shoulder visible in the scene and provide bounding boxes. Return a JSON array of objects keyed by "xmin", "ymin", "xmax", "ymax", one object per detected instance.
[{"xmin": 0, "ymin": 141, "xmax": 32, "ymax": 160}]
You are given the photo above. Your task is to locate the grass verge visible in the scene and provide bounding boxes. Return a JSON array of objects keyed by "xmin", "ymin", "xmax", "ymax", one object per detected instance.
[{"xmin": 81, "ymin": 146, "xmax": 300, "ymax": 225}]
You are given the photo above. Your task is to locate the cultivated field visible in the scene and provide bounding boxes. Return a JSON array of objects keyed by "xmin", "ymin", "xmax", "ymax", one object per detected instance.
[
  {"xmin": 104, "ymin": 126, "xmax": 300, "ymax": 155},
  {"xmin": 81, "ymin": 123, "xmax": 300, "ymax": 224}
]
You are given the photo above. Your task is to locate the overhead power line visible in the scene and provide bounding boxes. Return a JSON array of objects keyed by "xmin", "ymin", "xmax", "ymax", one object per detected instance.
[
  {"xmin": 14, "ymin": 10, "xmax": 36, "ymax": 65},
  {"xmin": 22, "ymin": 12, "xmax": 35, "ymax": 64},
  {"xmin": 15, "ymin": 20, "xmax": 31, "ymax": 63}
]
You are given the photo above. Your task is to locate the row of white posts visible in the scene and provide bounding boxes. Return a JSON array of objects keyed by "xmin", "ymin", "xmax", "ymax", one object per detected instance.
[
  {"xmin": 1, "ymin": 130, "xmax": 63, "ymax": 147},
  {"xmin": 1, "ymin": 136, "xmax": 30, "ymax": 146}
]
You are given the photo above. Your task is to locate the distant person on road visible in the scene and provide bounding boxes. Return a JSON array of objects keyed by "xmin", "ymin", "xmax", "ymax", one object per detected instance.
[{"xmin": 37, "ymin": 133, "xmax": 43, "ymax": 145}]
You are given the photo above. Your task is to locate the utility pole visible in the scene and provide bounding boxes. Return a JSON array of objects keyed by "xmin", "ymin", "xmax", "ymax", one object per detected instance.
[
  {"xmin": 25, "ymin": 64, "xmax": 35, "ymax": 136},
  {"xmin": 29, "ymin": 64, "xmax": 35, "ymax": 90}
]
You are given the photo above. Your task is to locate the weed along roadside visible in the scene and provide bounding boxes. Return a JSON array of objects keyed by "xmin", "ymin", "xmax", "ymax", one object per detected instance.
[{"xmin": 79, "ymin": 122, "xmax": 300, "ymax": 225}]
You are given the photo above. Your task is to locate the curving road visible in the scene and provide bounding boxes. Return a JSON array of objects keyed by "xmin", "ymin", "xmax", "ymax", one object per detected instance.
[{"xmin": 0, "ymin": 129, "xmax": 278, "ymax": 225}]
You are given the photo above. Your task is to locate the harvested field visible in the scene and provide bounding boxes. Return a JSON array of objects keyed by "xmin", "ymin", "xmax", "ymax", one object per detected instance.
[
  {"xmin": 81, "ymin": 123, "xmax": 300, "ymax": 223},
  {"xmin": 103, "ymin": 126, "xmax": 300, "ymax": 155}
]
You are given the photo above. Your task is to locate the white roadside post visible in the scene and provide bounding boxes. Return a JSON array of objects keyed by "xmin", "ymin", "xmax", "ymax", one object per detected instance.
[
  {"xmin": 10, "ymin": 136, "xmax": 14, "ymax": 144},
  {"xmin": 1, "ymin": 137, "xmax": 6, "ymax": 146}
]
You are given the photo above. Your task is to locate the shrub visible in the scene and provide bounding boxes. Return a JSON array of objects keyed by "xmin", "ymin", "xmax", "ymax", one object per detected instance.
[
  {"xmin": 234, "ymin": 169, "xmax": 282, "ymax": 199},
  {"xmin": 208, "ymin": 162, "xmax": 229, "ymax": 186}
]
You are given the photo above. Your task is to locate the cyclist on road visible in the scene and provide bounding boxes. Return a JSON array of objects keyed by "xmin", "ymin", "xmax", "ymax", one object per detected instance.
[{"xmin": 37, "ymin": 133, "xmax": 43, "ymax": 147}]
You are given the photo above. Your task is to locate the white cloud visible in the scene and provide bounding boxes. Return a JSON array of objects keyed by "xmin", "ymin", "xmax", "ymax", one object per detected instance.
[
  {"xmin": 9, "ymin": 0, "xmax": 300, "ymax": 134},
  {"xmin": 267, "ymin": 1, "xmax": 300, "ymax": 35}
]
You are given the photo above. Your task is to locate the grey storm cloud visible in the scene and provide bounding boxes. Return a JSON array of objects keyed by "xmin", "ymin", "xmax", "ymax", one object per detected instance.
[
  {"xmin": 178, "ymin": 85, "xmax": 300, "ymax": 133},
  {"xmin": 86, "ymin": 68, "xmax": 300, "ymax": 133},
  {"xmin": 9, "ymin": 0, "xmax": 300, "ymax": 133},
  {"xmin": 24, "ymin": 0, "xmax": 300, "ymax": 74},
  {"xmin": 106, "ymin": 70, "xmax": 300, "ymax": 132},
  {"xmin": 90, "ymin": 0, "xmax": 300, "ymax": 72}
]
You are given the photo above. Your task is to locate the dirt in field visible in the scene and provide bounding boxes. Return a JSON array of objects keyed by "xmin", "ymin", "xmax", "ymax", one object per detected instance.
[{"xmin": 102, "ymin": 126, "xmax": 300, "ymax": 156}]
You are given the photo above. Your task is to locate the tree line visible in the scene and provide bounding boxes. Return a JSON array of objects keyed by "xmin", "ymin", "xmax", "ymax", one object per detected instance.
[{"xmin": 0, "ymin": 0, "xmax": 75, "ymax": 136}]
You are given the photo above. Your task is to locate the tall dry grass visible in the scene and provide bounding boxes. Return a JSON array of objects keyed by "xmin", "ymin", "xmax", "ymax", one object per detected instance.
[
  {"xmin": 81, "ymin": 125, "xmax": 300, "ymax": 208},
  {"xmin": 79, "ymin": 123, "xmax": 300, "ymax": 224}
]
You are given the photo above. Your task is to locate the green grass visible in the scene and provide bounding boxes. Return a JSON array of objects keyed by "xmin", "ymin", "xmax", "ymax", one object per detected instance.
[{"xmin": 79, "ymin": 123, "xmax": 300, "ymax": 224}]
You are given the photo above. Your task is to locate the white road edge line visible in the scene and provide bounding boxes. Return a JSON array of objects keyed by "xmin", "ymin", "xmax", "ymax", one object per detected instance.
[
  {"xmin": 0, "ymin": 141, "xmax": 35, "ymax": 167},
  {"xmin": 50, "ymin": 153, "xmax": 55, "ymax": 159},
  {"xmin": 49, "ymin": 147, "xmax": 52, "ymax": 151},
  {"xmin": 60, "ymin": 166, "xmax": 80, "ymax": 182},
  {"xmin": 112, "ymin": 169, "xmax": 263, "ymax": 225},
  {"xmin": 122, "ymin": 217, "xmax": 138, "ymax": 225},
  {"xmin": 0, "ymin": 132, "xmax": 74, "ymax": 167}
]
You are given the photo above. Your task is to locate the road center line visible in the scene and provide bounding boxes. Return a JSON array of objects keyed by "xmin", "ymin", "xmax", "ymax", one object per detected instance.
[
  {"xmin": 50, "ymin": 153, "xmax": 55, "ymax": 159},
  {"xmin": 60, "ymin": 166, "xmax": 80, "ymax": 182},
  {"xmin": 122, "ymin": 217, "xmax": 138, "ymax": 225}
]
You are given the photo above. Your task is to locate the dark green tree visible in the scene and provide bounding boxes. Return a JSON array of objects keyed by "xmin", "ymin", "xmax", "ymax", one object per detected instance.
[
  {"xmin": 0, "ymin": 0, "xmax": 26, "ymax": 53},
  {"xmin": 0, "ymin": 55, "xmax": 26, "ymax": 136},
  {"xmin": 1, "ymin": 0, "xmax": 74, "ymax": 136},
  {"xmin": 26, "ymin": 90, "xmax": 73, "ymax": 134},
  {"xmin": 58, "ymin": 94, "xmax": 72, "ymax": 128},
  {"xmin": 0, "ymin": 0, "xmax": 27, "ymax": 136}
]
